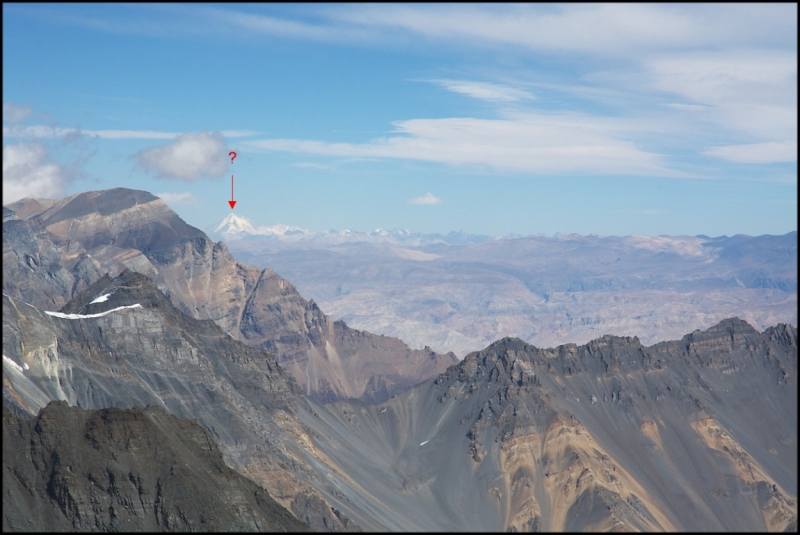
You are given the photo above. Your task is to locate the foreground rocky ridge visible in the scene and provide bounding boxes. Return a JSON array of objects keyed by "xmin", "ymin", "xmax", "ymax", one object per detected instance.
[
  {"xmin": 294, "ymin": 318, "xmax": 797, "ymax": 531},
  {"xmin": 3, "ymin": 270, "xmax": 357, "ymax": 532},
  {"xmin": 3, "ymin": 268, "xmax": 796, "ymax": 530},
  {"xmin": 2, "ymin": 402, "xmax": 308, "ymax": 532},
  {"xmin": 2, "ymin": 190, "xmax": 457, "ymax": 403}
]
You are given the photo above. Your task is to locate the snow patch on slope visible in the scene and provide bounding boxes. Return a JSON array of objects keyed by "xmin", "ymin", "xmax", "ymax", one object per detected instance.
[
  {"xmin": 45, "ymin": 304, "xmax": 142, "ymax": 319},
  {"xmin": 89, "ymin": 293, "xmax": 112, "ymax": 304}
]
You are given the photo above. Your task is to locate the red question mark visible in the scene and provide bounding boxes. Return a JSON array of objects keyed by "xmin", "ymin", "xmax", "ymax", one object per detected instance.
[{"xmin": 229, "ymin": 151, "xmax": 237, "ymax": 164}]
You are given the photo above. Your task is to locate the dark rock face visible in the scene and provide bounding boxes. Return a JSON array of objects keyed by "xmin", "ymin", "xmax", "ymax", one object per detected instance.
[
  {"xmin": 3, "ymin": 189, "xmax": 457, "ymax": 404},
  {"xmin": 2, "ymin": 401, "xmax": 308, "ymax": 532}
]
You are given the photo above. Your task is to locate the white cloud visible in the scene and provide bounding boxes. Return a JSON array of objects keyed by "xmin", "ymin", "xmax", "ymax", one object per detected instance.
[
  {"xmin": 331, "ymin": 4, "xmax": 796, "ymax": 55},
  {"xmin": 24, "ymin": 4, "xmax": 795, "ymax": 55},
  {"xmin": 408, "ymin": 192, "xmax": 442, "ymax": 205},
  {"xmin": 135, "ymin": 131, "xmax": 229, "ymax": 181},
  {"xmin": 155, "ymin": 191, "xmax": 198, "ymax": 205},
  {"xmin": 3, "ymin": 102, "xmax": 32, "ymax": 123},
  {"xmin": 703, "ymin": 141, "xmax": 797, "ymax": 164},
  {"xmin": 247, "ymin": 113, "xmax": 675, "ymax": 176},
  {"xmin": 646, "ymin": 51, "xmax": 797, "ymax": 141},
  {"xmin": 431, "ymin": 80, "xmax": 534, "ymax": 102},
  {"xmin": 2, "ymin": 142, "xmax": 64, "ymax": 203}
]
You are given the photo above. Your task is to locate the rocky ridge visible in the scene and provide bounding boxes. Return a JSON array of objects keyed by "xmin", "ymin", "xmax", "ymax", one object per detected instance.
[
  {"xmin": 3, "ymin": 270, "xmax": 357, "ymax": 531},
  {"xmin": 292, "ymin": 318, "xmax": 797, "ymax": 531},
  {"xmin": 2, "ymin": 190, "xmax": 457, "ymax": 403}
]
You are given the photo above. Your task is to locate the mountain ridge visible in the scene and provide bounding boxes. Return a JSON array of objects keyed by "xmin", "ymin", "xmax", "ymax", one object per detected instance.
[{"xmin": 3, "ymin": 188, "xmax": 457, "ymax": 404}]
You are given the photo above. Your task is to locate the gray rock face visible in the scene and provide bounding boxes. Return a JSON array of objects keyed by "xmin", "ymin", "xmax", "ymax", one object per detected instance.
[
  {"xmin": 292, "ymin": 319, "xmax": 797, "ymax": 531},
  {"xmin": 3, "ymin": 189, "xmax": 457, "ymax": 403},
  {"xmin": 3, "ymin": 270, "xmax": 358, "ymax": 532},
  {"xmin": 2, "ymin": 401, "xmax": 308, "ymax": 532}
]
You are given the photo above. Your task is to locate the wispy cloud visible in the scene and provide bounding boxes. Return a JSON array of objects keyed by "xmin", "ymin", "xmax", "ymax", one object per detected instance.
[
  {"xmin": 704, "ymin": 141, "xmax": 797, "ymax": 164},
  {"xmin": 408, "ymin": 192, "xmax": 442, "ymax": 205},
  {"xmin": 645, "ymin": 51, "xmax": 797, "ymax": 141},
  {"xmin": 291, "ymin": 162, "xmax": 332, "ymax": 170},
  {"xmin": 247, "ymin": 113, "xmax": 677, "ymax": 177},
  {"xmin": 330, "ymin": 4, "xmax": 795, "ymax": 55},
  {"xmin": 2, "ymin": 142, "xmax": 65, "ymax": 203},
  {"xmin": 20, "ymin": 4, "xmax": 794, "ymax": 55},
  {"xmin": 135, "ymin": 131, "xmax": 229, "ymax": 181},
  {"xmin": 430, "ymin": 80, "xmax": 534, "ymax": 102},
  {"xmin": 155, "ymin": 191, "xmax": 198, "ymax": 206},
  {"xmin": 3, "ymin": 102, "xmax": 32, "ymax": 124}
]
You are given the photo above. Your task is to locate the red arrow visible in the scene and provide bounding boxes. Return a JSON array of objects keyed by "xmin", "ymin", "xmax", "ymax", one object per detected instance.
[{"xmin": 228, "ymin": 175, "xmax": 236, "ymax": 209}]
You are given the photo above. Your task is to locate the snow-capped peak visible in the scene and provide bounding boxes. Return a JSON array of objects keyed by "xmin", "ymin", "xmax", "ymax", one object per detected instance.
[{"xmin": 214, "ymin": 213, "xmax": 259, "ymax": 235}]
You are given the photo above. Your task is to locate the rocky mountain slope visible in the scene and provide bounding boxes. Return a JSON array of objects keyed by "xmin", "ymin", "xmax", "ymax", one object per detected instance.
[
  {"xmin": 3, "ymin": 268, "xmax": 796, "ymax": 531},
  {"xmin": 295, "ymin": 318, "xmax": 797, "ymax": 531},
  {"xmin": 3, "ymin": 401, "xmax": 308, "ymax": 532},
  {"xmin": 2, "ymin": 270, "xmax": 358, "ymax": 531},
  {"xmin": 3, "ymin": 190, "xmax": 457, "ymax": 403},
  {"xmin": 226, "ymin": 226, "xmax": 797, "ymax": 357}
]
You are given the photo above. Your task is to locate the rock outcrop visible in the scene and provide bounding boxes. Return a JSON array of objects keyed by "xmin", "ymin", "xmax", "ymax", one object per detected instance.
[
  {"xmin": 3, "ymin": 189, "xmax": 457, "ymax": 403},
  {"xmin": 2, "ymin": 401, "xmax": 308, "ymax": 532}
]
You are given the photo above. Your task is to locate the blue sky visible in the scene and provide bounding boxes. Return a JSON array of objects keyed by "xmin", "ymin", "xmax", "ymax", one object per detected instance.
[{"xmin": 3, "ymin": 3, "xmax": 797, "ymax": 237}]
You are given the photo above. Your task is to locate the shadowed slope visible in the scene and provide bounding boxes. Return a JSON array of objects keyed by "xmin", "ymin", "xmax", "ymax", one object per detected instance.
[{"xmin": 3, "ymin": 402, "xmax": 309, "ymax": 532}]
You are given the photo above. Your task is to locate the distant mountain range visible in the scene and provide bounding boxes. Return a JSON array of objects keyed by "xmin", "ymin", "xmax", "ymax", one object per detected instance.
[
  {"xmin": 210, "ymin": 212, "xmax": 495, "ymax": 246},
  {"xmin": 218, "ymin": 212, "xmax": 797, "ymax": 358}
]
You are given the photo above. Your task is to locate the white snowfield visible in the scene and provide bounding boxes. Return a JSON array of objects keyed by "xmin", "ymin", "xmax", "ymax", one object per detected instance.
[
  {"xmin": 45, "ymin": 304, "xmax": 142, "ymax": 319},
  {"xmin": 89, "ymin": 293, "xmax": 112, "ymax": 304}
]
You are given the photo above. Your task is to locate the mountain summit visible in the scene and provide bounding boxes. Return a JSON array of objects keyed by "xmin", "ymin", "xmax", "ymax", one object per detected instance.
[
  {"xmin": 214, "ymin": 212, "xmax": 260, "ymax": 236},
  {"xmin": 3, "ymin": 188, "xmax": 457, "ymax": 404}
]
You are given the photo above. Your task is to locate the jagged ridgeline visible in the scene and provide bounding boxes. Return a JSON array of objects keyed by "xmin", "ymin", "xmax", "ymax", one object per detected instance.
[{"xmin": 3, "ymin": 188, "xmax": 797, "ymax": 531}]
